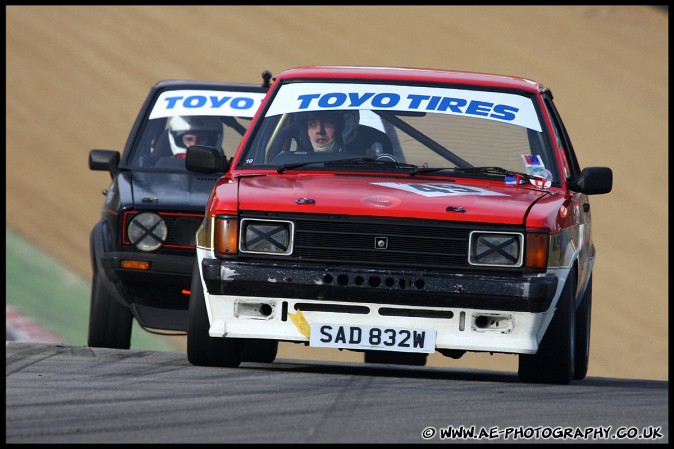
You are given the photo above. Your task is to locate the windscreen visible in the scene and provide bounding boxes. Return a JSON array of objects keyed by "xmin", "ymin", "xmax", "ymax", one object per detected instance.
[
  {"xmin": 238, "ymin": 81, "xmax": 558, "ymax": 183},
  {"xmin": 129, "ymin": 89, "xmax": 266, "ymax": 170}
]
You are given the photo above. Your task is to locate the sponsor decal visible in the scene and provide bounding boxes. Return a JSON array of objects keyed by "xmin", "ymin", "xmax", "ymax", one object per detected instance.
[
  {"xmin": 266, "ymin": 83, "xmax": 541, "ymax": 131},
  {"xmin": 289, "ymin": 309, "xmax": 311, "ymax": 338},
  {"xmin": 523, "ymin": 154, "xmax": 542, "ymax": 165},
  {"xmin": 505, "ymin": 174, "xmax": 526, "ymax": 185},
  {"xmin": 149, "ymin": 90, "xmax": 266, "ymax": 119},
  {"xmin": 521, "ymin": 154, "xmax": 552, "ymax": 188},
  {"xmin": 373, "ymin": 182, "xmax": 508, "ymax": 197}
]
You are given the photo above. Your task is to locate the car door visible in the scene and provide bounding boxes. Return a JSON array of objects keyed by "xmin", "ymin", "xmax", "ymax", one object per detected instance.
[{"xmin": 542, "ymin": 91, "xmax": 593, "ymax": 298}]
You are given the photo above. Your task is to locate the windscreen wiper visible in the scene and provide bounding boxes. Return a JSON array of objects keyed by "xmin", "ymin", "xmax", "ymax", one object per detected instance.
[
  {"xmin": 412, "ymin": 166, "xmax": 512, "ymax": 176},
  {"xmin": 324, "ymin": 157, "xmax": 418, "ymax": 170},
  {"xmin": 277, "ymin": 157, "xmax": 419, "ymax": 174},
  {"xmin": 276, "ymin": 161, "xmax": 324, "ymax": 174},
  {"xmin": 411, "ymin": 166, "xmax": 547, "ymax": 185},
  {"xmin": 277, "ymin": 157, "xmax": 388, "ymax": 173}
]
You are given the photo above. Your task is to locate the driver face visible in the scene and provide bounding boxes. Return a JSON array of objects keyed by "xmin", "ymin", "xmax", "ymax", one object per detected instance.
[
  {"xmin": 181, "ymin": 132, "xmax": 215, "ymax": 147},
  {"xmin": 307, "ymin": 118, "xmax": 337, "ymax": 145}
]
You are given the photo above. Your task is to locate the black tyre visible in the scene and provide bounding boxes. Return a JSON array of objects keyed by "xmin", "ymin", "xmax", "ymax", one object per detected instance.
[
  {"xmin": 88, "ymin": 270, "xmax": 133, "ymax": 349},
  {"xmin": 573, "ymin": 275, "xmax": 593, "ymax": 380},
  {"xmin": 187, "ymin": 261, "xmax": 242, "ymax": 367},
  {"xmin": 241, "ymin": 339, "xmax": 279, "ymax": 363},
  {"xmin": 518, "ymin": 270, "xmax": 576, "ymax": 384},
  {"xmin": 364, "ymin": 350, "xmax": 428, "ymax": 366}
]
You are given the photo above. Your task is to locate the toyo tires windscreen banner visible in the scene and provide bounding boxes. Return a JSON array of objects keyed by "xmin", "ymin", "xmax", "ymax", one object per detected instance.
[
  {"xmin": 149, "ymin": 90, "xmax": 267, "ymax": 119},
  {"xmin": 265, "ymin": 82, "xmax": 541, "ymax": 132}
]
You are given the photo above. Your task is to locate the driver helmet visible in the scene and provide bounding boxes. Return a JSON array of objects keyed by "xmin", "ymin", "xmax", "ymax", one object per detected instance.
[
  {"xmin": 340, "ymin": 110, "xmax": 360, "ymax": 145},
  {"xmin": 167, "ymin": 115, "xmax": 223, "ymax": 155}
]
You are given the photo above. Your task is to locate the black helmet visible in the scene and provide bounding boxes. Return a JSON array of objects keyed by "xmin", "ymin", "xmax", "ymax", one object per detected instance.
[{"xmin": 295, "ymin": 110, "xmax": 360, "ymax": 145}]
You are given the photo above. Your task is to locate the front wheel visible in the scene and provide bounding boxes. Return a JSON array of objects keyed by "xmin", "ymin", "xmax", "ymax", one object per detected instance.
[
  {"xmin": 518, "ymin": 270, "xmax": 576, "ymax": 384},
  {"xmin": 187, "ymin": 261, "xmax": 242, "ymax": 367},
  {"xmin": 573, "ymin": 275, "xmax": 593, "ymax": 380},
  {"xmin": 88, "ymin": 270, "xmax": 133, "ymax": 349}
]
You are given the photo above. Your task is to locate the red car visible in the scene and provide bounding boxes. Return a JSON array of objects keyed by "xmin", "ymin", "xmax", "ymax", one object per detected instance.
[{"xmin": 185, "ymin": 66, "xmax": 612, "ymax": 383}]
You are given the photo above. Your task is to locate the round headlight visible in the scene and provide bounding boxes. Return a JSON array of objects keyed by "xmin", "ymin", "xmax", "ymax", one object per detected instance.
[{"xmin": 127, "ymin": 212, "xmax": 167, "ymax": 252}]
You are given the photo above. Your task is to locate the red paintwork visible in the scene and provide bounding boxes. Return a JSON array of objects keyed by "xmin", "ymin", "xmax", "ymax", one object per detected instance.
[
  {"xmin": 275, "ymin": 66, "xmax": 545, "ymax": 93},
  {"xmin": 208, "ymin": 172, "xmax": 569, "ymax": 229},
  {"xmin": 525, "ymin": 192, "xmax": 578, "ymax": 232}
]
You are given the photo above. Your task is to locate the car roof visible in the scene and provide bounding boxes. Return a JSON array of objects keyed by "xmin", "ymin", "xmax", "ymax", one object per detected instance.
[
  {"xmin": 152, "ymin": 79, "xmax": 268, "ymax": 91},
  {"xmin": 275, "ymin": 66, "xmax": 545, "ymax": 93}
]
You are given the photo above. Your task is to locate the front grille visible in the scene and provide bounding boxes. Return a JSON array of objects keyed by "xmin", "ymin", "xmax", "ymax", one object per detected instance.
[
  {"xmin": 163, "ymin": 215, "xmax": 203, "ymax": 247},
  {"xmin": 239, "ymin": 212, "xmax": 519, "ymax": 272}
]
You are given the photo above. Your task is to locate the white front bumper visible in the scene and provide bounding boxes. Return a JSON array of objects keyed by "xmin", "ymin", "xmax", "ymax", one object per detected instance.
[{"xmin": 206, "ymin": 294, "xmax": 548, "ymax": 355}]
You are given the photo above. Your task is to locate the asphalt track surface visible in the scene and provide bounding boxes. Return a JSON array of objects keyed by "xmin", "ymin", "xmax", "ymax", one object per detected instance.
[{"xmin": 5, "ymin": 342, "xmax": 668, "ymax": 444}]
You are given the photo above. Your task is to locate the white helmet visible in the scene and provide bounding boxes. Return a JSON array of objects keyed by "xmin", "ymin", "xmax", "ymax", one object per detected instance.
[{"xmin": 167, "ymin": 116, "xmax": 223, "ymax": 155}]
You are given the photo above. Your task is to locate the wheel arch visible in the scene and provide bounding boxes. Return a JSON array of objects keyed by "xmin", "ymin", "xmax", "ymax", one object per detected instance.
[{"xmin": 90, "ymin": 220, "xmax": 131, "ymax": 309}]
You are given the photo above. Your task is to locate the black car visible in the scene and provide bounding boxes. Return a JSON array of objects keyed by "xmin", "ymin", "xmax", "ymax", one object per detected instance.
[{"xmin": 88, "ymin": 74, "xmax": 271, "ymax": 349}]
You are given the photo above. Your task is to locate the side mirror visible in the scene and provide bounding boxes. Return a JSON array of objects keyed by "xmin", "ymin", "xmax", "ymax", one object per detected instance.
[
  {"xmin": 568, "ymin": 166, "xmax": 612, "ymax": 195},
  {"xmin": 185, "ymin": 145, "xmax": 229, "ymax": 174},
  {"xmin": 89, "ymin": 149, "xmax": 120, "ymax": 178}
]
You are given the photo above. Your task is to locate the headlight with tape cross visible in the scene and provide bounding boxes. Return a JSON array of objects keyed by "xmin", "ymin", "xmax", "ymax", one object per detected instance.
[
  {"xmin": 468, "ymin": 231, "xmax": 524, "ymax": 267},
  {"xmin": 238, "ymin": 218, "xmax": 294, "ymax": 255},
  {"xmin": 127, "ymin": 212, "xmax": 167, "ymax": 252}
]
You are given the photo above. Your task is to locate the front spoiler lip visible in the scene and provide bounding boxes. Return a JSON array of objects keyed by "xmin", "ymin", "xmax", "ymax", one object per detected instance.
[{"xmin": 200, "ymin": 259, "xmax": 558, "ymax": 313}]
